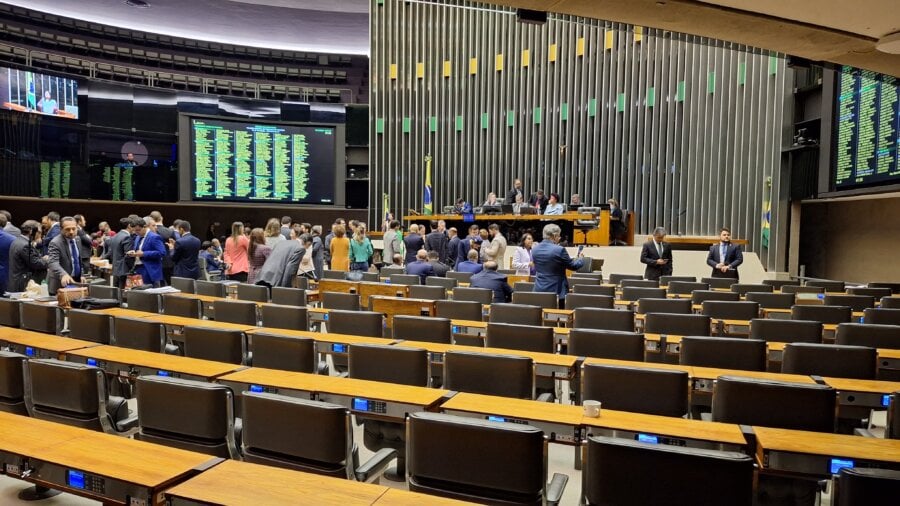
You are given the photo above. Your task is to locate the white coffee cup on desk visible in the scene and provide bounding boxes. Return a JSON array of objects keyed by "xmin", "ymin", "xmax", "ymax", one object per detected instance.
[{"xmin": 583, "ymin": 400, "xmax": 602, "ymax": 418}]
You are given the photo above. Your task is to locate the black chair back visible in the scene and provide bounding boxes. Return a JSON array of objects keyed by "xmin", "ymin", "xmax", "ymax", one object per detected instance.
[
  {"xmin": 621, "ymin": 287, "xmax": 666, "ymax": 302},
  {"xmin": 88, "ymin": 284, "xmax": 121, "ymax": 301},
  {"xmin": 864, "ymin": 308, "xmax": 900, "ymax": 325},
  {"xmin": 644, "ymin": 313, "xmax": 711, "ymax": 336},
  {"xmin": 170, "ymin": 277, "xmax": 196, "ymax": 294},
  {"xmin": 690, "ymin": 290, "xmax": 740, "ymax": 304},
  {"xmin": 163, "ymin": 295, "xmax": 203, "ymax": 319},
  {"xmin": 435, "ymin": 300, "xmax": 483, "ymax": 321},
  {"xmin": 730, "ymin": 283, "xmax": 772, "ymax": 295},
  {"xmin": 582, "ymin": 363, "xmax": 689, "ymax": 417},
  {"xmin": 250, "ymin": 332, "xmax": 317, "ymax": 373},
  {"xmin": 136, "ymin": 375, "xmax": 238, "ymax": 458},
  {"xmin": 328, "ymin": 310, "xmax": 384, "ymax": 338},
  {"xmin": 620, "ymin": 279, "xmax": 659, "ymax": 289},
  {"xmin": 183, "ymin": 326, "xmax": 248, "ymax": 365},
  {"xmin": 835, "ymin": 323, "xmax": 900, "ymax": 350},
  {"xmin": 749, "ymin": 318, "xmax": 822, "ymax": 344},
  {"xmin": 582, "ymin": 436, "xmax": 753, "ymax": 506},
  {"xmin": 0, "ymin": 351, "xmax": 27, "ymax": 414},
  {"xmin": 834, "ymin": 468, "xmax": 900, "ymax": 506},
  {"xmin": 24, "ymin": 359, "xmax": 123, "ymax": 433},
  {"xmin": 513, "ymin": 281, "xmax": 535, "ymax": 292},
  {"xmin": 609, "ymin": 273, "xmax": 642, "ymax": 286},
  {"xmin": 659, "ymin": 275, "xmax": 697, "ymax": 285},
  {"xmin": 572, "ymin": 284, "xmax": 615, "ymax": 297},
  {"xmin": 322, "ymin": 292, "xmax": 361, "ymax": 311},
  {"xmin": 847, "ymin": 287, "xmax": 892, "ymax": 298},
  {"xmin": 486, "ymin": 322, "xmax": 554, "ymax": 353},
  {"xmin": 19, "ymin": 302, "xmax": 61, "ymax": 334},
  {"xmin": 446, "ymin": 271, "xmax": 474, "ymax": 283},
  {"xmin": 390, "ymin": 273, "xmax": 421, "ymax": 286},
  {"xmin": 567, "ymin": 329, "xmax": 645, "ymax": 362},
  {"xmin": 392, "ymin": 315, "xmax": 452, "ymax": 344},
  {"xmin": 782, "ymin": 343, "xmax": 877, "ymax": 379},
  {"xmin": 880, "ymin": 296, "xmax": 900, "ymax": 308},
  {"xmin": 791, "ymin": 305, "xmax": 852, "ymax": 324},
  {"xmin": 271, "ymin": 287, "xmax": 307, "ymax": 307},
  {"xmin": 489, "ymin": 303, "xmax": 542, "ymax": 326},
  {"xmin": 511, "ymin": 291, "xmax": 558, "ymax": 309},
  {"xmin": 700, "ymin": 277, "xmax": 737, "ymax": 289},
  {"xmin": 237, "ymin": 283, "xmax": 269, "ymax": 303},
  {"xmin": 444, "ymin": 351, "xmax": 534, "ymax": 399},
  {"xmin": 67, "ymin": 309, "xmax": 113, "ymax": 344},
  {"xmin": 807, "ymin": 280, "xmax": 846, "ymax": 292},
  {"xmin": 213, "ymin": 300, "xmax": 258, "ymax": 326},
  {"xmin": 453, "ymin": 286, "xmax": 493, "ymax": 304},
  {"xmin": 745, "ymin": 292, "xmax": 795, "ymax": 310},
  {"xmin": 126, "ymin": 291, "xmax": 162, "ymax": 313},
  {"xmin": 408, "ymin": 285, "xmax": 447, "ymax": 300},
  {"xmin": 679, "ymin": 337, "xmax": 767, "ymax": 371},
  {"xmin": 761, "ymin": 279, "xmax": 799, "ymax": 290},
  {"xmin": 700, "ymin": 301, "xmax": 760, "ymax": 320},
  {"xmin": 195, "ymin": 280, "xmax": 227, "ymax": 298},
  {"xmin": 574, "ymin": 308, "xmax": 635, "ymax": 332},
  {"xmin": 259, "ymin": 304, "xmax": 308, "ymax": 331},
  {"xmin": 0, "ymin": 299, "xmax": 20, "ymax": 327},
  {"xmin": 711, "ymin": 376, "xmax": 836, "ymax": 432},
  {"xmin": 113, "ymin": 317, "xmax": 167, "ymax": 352},
  {"xmin": 666, "ymin": 281, "xmax": 709, "ymax": 295},
  {"xmin": 426, "ymin": 277, "xmax": 458, "ymax": 289},
  {"xmin": 564, "ymin": 293, "xmax": 614, "ymax": 310},
  {"xmin": 349, "ymin": 344, "xmax": 428, "ymax": 386},
  {"xmin": 824, "ymin": 294, "xmax": 876, "ymax": 312},
  {"xmin": 781, "ymin": 284, "xmax": 824, "ymax": 294},
  {"xmin": 636, "ymin": 298, "xmax": 692, "ymax": 315},
  {"xmin": 323, "ymin": 270, "xmax": 345, "ymax": 280}
]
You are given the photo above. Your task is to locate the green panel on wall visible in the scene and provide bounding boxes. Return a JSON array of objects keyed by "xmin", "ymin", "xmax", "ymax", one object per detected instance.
[
  {"xmin": 676, "ymin": 81, "xmax": 685, "ymax": 102},
  {"xmin": 402, "ymin": 117, "xmax": 411, "ymax": 133},
  {"xmin": 707, "ymin": 71, "xmax": 715, "ymax": 94},
  {"xmin": 455, "ymin": 115, "xmax": 464, "ymax": 131},
  {"xmin": 768, "ymin": 54, "xmax": 778, "ymax": 75},
  {"xmin": 481, "ymin": 112, "xmax": 489, "ymax": 129},
  {"xmin": 588, "ymin": 98, "xmax": 597, "ymax": 117},
  {"xmin": 429, "ymin": 116, "xmax": 437, "ymax": 132},
  {"xmin": 533, "ymin": 107, "xmax": 542, "ymax": 124},
  {"xmin": 646, "ymin": 87, "xmax": 655, "ymax": 107},
  {"xmin": 507, "ymin": 110, "xmax": 515, "ymax": 127},
  {"xmin": 375, "ymin": 118, "xmax": 385, "ymax": 134},
  {"xmin": 616, "ymin": 93, "xmax": 625, "ymax": 112},
  {"xmin": 560, "ymin": 102, "xmax": 568, "ymax": 121},
  {"xmin": 738, "ymin": 62, "xmax": 746, "ymax": 85}
]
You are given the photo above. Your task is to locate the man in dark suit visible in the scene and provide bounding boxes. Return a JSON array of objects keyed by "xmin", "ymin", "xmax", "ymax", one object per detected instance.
[
  {"xmin": 102, "ymin": 217, "xmax": 135, "ymax": 289},
  {"xmin": 424, "ymin": 220, "xmax": 449, "ymax": 265},
  {"xmin": 405, "ymin": 249, "xmax": 435, "ymax": 284},
  {"xmin": 529, "ymin": 190, "xmax": 549, "ymax": 214},
  {"xmin": 0, "ymin": 227, "xmax": 17, "ymax": 291},
  {"xmin": 532, "ymin": 224, "xmax": 584, "ymax": 306},
  {"xmin": 169, "ymin": 220, "xmax": 202, "ymax": 280},
  {"xmin": 452, "ymin": 197, "xmax": 473, "ymax": 214},
  {"xmin": 7, "ymin": 220, "xmax": 47, "ymax": 292},
  {"xmin": 706, "ymin": 227, "xmax": 743, "ymax": 279},
  {"xmin": 505, "ymin": 178, "xmax": 525, "ymax": 205},
  {"xmin": 470, "ymin": 261, "xmax": 512, "ymax": 303},
  {"xmin": 47, "ymin": 216, "xmax": 84, "ymax": 295},
  {"xmin": 427, "ymin": 251, "xmax": 450, "ymax": 277},
  {"xmin": 41, "ymin": 211, "xmax": 60, "ymax": 255},
  {"xmin": 73, "ymin": 214, "xmax": 93, "ymax": 274},
  {"xmin": 403, "ymin": 224, "xmax": 425, "ymax": 265},
  {"xmin": 640, "ymin": 227, "xmax": 673, "ymax": 281},
  {"xmin": 150, "ymin": 211, "xmax": 175, "ymax": 284},
  {"xmin": 128, "ymin": 217, "xmax": 166, "ymax": 287},
  {"xmin": 446, "ymin": 227, "xmax": 460, "ymax": 268}
]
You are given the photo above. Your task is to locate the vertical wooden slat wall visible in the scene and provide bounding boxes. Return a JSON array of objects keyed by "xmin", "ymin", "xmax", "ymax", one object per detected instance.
[{"xmin": 370, "ymin": 0, "xmax": 790, "ymax": 270}]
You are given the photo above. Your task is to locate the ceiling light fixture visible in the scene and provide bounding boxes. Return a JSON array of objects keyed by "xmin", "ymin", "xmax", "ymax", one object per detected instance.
[
  {"xmin": 124, "ymin": 0, "xmax": 151, "ymax": 8},
  {"xmin": 876, "ymin": 31, "xmax": 900, "ymax": 54}
]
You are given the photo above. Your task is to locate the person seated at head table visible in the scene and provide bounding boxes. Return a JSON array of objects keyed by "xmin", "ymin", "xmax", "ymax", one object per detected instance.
[
  {"xmin": 543, "ymin": 193, "xmax": 565, "ymax": 215},
  {"xmin": 453, "ymin": 197, "xmax": 473, "ymax": 214},
  {"xmin": 483, "ymin": 192, "xmax": 500, "ymax": 207}
]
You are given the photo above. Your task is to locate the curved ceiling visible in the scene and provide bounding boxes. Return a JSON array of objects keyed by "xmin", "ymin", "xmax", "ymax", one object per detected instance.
[{"xmin": 0, "ymin": 0, "xmax": 369, "ymax": 55}]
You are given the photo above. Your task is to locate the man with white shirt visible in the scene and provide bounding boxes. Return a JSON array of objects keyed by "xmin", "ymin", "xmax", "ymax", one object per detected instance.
[
  {"xmin": 640, "ymin": 227, "xmax": 673, "ymax": 281},
  {"xmin": 483, "ymin": 224, "xmax": 508, "ymax": 269}
]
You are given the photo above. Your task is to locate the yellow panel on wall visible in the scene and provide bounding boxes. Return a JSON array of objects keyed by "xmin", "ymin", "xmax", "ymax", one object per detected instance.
[
  {"xmin": 416, "ymin": 62, "xmax": 425, "ymax": 79},
  {"xmin": 389, "ymin": 63, "xmax": 398, "ymax": 80},
  {"xmin": 634, "ymin": 26, "xmax": 643, "ymax": 43},
  {"xmin": 576, "ymin": 37, "xmax": 585, "ymax": 56},
  {"xmin": 604, "ymin": 31, "xmax": 614, "ymax": 50},
  {"xmin": 495, "ymin": 53, "xmax": 504, "ymax": 72},
  {"xmin": 548, "ymin": 43, "xmax": 557, "ymax": 62},
  {"xmin": 521, "ymin": 49, "xmax": 530, "ymax": 68},
  {"xmin": 469, "ymin": 57, "xmax": 478, "ymax": 75},
  {"xmin": 443, "ymin": 60, "xmax": 451, "ymax": 77}
]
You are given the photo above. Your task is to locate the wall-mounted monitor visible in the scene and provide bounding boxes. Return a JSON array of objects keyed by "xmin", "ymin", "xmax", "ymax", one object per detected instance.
[
  {"xmin": 0, "ymin": 67, "xmax": 78, "ymax": 119},
  {"xmin": 832, "ymin": 66, "xmax": 899, "ymax": 189},
  {"xmin": 189, "ymin": 117, "xmax": 336, "ymax": 204}
]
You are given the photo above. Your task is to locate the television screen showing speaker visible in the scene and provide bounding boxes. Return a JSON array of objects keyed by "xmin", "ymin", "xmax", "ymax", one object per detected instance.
[
  {"xmin": 832, "ymin": 66, "xmax": 900, "ymax": 189},
  {"xmin": 190, "ymin": 117, "xmax": 336, "ymax": 204},
  {"xmin": 0, "ymin": 67, "xmax": 79, "ymax": 119}
]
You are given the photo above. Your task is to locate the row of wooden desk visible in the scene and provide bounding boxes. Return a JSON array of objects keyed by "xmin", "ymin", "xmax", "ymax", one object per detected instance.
[{"xmin": 0, "ymin": 411, "xmax": 464, "ymax": 505}]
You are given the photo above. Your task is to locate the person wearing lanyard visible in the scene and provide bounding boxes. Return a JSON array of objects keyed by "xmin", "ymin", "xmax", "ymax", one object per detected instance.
[
  {"xmin": 640, "ymin": 227, "xmax": 673, "ymax": 281},
  {"xmin": 46, "ymin": 216, "xmax": 84, "ymax": 295},
  {"xmin": 707, "ymin": 227, "xmax": 743, "ymax": 279},
  {"xmin": 512, "ymin": 233, "xmax": 537, "ymax": 276}
]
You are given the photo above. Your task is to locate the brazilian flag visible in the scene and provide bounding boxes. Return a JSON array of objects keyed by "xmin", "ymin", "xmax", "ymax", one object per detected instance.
[{"xmin": 423, "ymin": 155, "xmax": 433, "ymax": 215}]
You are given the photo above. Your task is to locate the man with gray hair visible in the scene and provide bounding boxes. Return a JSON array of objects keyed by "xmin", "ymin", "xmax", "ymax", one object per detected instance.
[
  {"xmin": 532, "ymin": 223, "xmax": 584, "ymax": 307},
  {"xmin": 640, "ymin": 226, "xmax": 673, "ymax": 281}
]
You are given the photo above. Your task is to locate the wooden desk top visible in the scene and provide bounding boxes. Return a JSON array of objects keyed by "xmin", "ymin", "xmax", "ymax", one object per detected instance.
[
  {"xmin": 0, "ymin": 328, "xmax": 101, "ymax": 353},
  {"xmin": 879, "ymin": 348, "xmax": 900, "ymax": 360},
  {"xmin": 245, "ymin": 327, "xmax": 396, "ymax": 347},
  {"xmin": 543, "ymin": 308, "xmax": 574, "ymax": 316},
  {"xmin": 582, "ymin": 408, "xmax": 747, "ymax": 446},
  {"xmin": 582, "ymin": 357, "xmax": 693, "ymax": 374},
  {"xmin": 93, "ymin": 307, "xmax": 148, "ymax": 318},
  {"xmin": 166, "ymin": 460, "xmax": 388, "ymax": 506},
  {"xmin": 754, "ymin": 426, "xmax": 900, "ymax": 464},
  {"xmin": 218, "ymin": 368, "xmax": 449, "ymax": 407},
  {"xmin": 66, "ymin": 346, "xmax": 242, "ymax": 379},
  {"xmin": 450, "ymin": 319, "xmax": 487, "ymax": 328},
  {"xmin": 0, "ymin": 411, "xmax": 87, "ymax": 455},
  {"xmin": 373, "ymin": 488, "xmax": 471, "ymax": 505},
  {"xmin": 166, "ymin": 293, "xmax": 266, "ymax": 307},
  {"xmin": 142, "ymin": 314, "xmax": 258, "ymax": 332},
  {"xmin": 820, "ymin": 377, "xmax": 900, "ymax": 395},
  {"xmin": 44, "ymin": 433, "xmax": 214, "ymax": 488},
  {"xmin": 441, "ymin": 392, "xmax": 584, "ymax": 426},
  {"xmin": 644, "ymin": 333, "xmax": 684, "ymax": 344},
  {"xmin": 394, "ymin": 341, "xmax": 578, "ymax": 368},
  {"xmin": 690, "ymin": 367, "xmax": 816, "ymax": 384}
]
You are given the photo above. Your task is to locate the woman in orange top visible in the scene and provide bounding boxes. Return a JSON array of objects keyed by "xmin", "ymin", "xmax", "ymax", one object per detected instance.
[
  {"xmin": 223, "ymin": 221, "xmax": 250, "ymax": 282},
  {"xmin": 328, "ymin": 224, "xmax": 350, "ymax": 271}
]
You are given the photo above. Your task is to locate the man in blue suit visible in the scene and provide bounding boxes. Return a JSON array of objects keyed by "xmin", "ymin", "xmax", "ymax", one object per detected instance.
[
  {"xmin": 169, "ymin": 220, "xmax": 202, "ymax": 280},
  {"xmin": 0, "ymin": 227, "xmax": 17, "ymax": 290},
  {"xmin": 706, "ymin": 227, "xmax": 743, "ymax": 280},
  {"xmin": 405, "ymin": 249, "xmax": 435, "ymax": 284},
  {"xmin": 128, "ymin": 217, "xmax": 166, "ymax": 287},
  {"xmin": 532, "ymin": 224, "xmax": 584, "ymax": 307},
  {"xmin": 470, "ymin": 261, "xmax": 512, "ymax": 303},
  {"xmin": 455, "ymin": 249, "xmax": 483, "ymax": 274}
]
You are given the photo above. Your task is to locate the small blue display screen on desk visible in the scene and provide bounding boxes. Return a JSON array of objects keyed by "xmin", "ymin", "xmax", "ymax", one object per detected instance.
[
  {"xmin": 884, "ymin": 395, "xmax": 892, "ymax": 407},
  {"xmin": 25, "ymin": 346, "xmax": 34, "ymax": 357},
  {"xmin": 332, "ymin": 344, "xmax": 347, "ymax": 353},
  {"xmin": 637, "ymin": 434, "xmax": 659, "ymax": 444},
  {"xmin": 462, "ymin": 213, "xmax": 475, "ymax": 222},
  {"xmin": 157, "ymin": 370, "xmax": 170, "ymax": 377},
  {"xmin": 353, "ymin": 398, "xmax": 369, "ymax": 411},
  {"xmin": 830, "ymin": 458, "xmax": 854, "ymax": 474},
  {"xmin": 487, "ymin": 415, "xmax": 506, "ymax": 423},
  {"xmin": 249, "ymin": 385, "xmax": 265, "ymax": 393},
  {"xmin": 452, "ymin": 326, "xmax": 460, "ymax": 333},
  {"xmin": 323, "ymin": 313, "xmax": 329, "ymax": 321},
  {"xmin": 67, "ymin": 470, "xmax": 86, "ymax": 489},
  {"xmin": 86, "ymin": 358, "xmax": 97, "ymax": 366}
]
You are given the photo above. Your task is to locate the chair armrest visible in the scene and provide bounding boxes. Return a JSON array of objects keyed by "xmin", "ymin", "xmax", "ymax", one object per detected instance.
[
  {"xmin": 546, "ymin": 472, "xmax": 569, "ymax": 506},
  {"xmin": 854, "ymin": 428, "xmax": 877, "ymax": 437},
  {"xmin": 354, "ymin": 448, "xmax": 398, "ymax": 483},
  {"xmin": 164, "ymin": 343, "xmax": 181, "ymax": 355},
  {"xmin": 536, "ymin": 392, "xmax": 554, "ymax": 403},
  {"xmin": 317, "ymin": 360, "xmax": 329, "ymax": 375},
  {"xmin": 338, "ymin": 371, "xmax": 349, "ymax": 378},
  {"xmin": 115, "ymin": 414, "xmax": 139, "ymax": 435}
]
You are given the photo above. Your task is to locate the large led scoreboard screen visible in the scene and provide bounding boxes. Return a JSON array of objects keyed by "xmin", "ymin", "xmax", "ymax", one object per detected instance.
[
  {"xmin": 833, "ymin": 66, "xmax": 900, "ymax": 189},
  {"xmin": 190, "ymin": 118, "xmax": 336, "ymax": 203}
]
